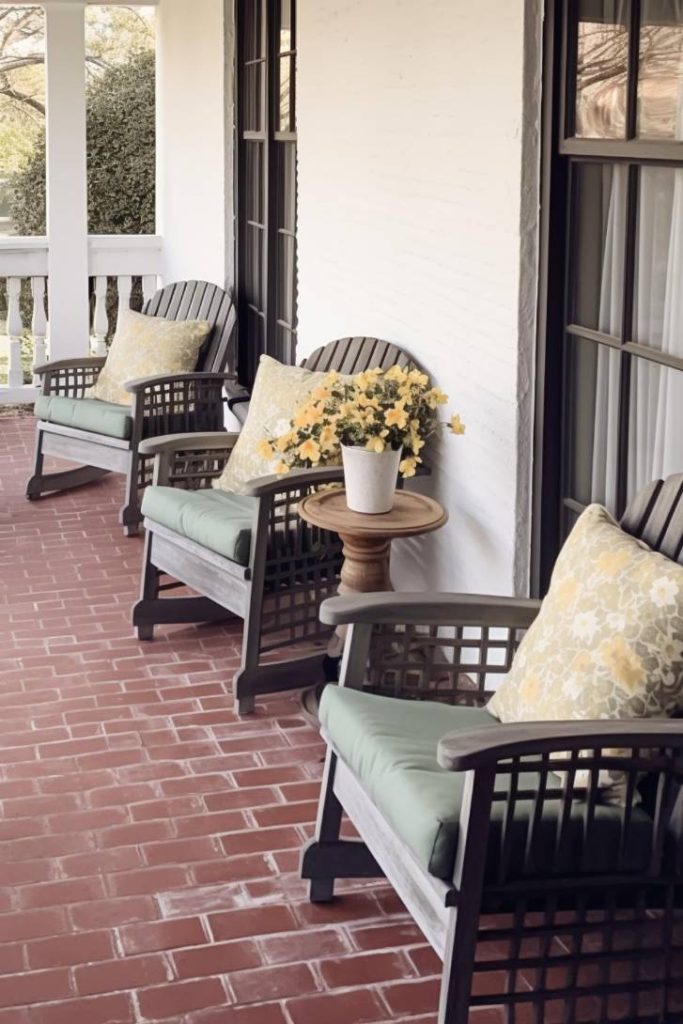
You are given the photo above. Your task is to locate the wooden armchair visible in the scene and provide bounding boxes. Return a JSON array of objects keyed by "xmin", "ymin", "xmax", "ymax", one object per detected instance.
[
  {"xmin": 26, "ymin": 281, "xmax": 236, "ymax": 536},
  {"xmin": 302, "ymin": 475, "xmax": 683, "ymax": 1024},
  {"xmin": 132, "ymin": 336, "xmax": 414, "ymax": 715}
]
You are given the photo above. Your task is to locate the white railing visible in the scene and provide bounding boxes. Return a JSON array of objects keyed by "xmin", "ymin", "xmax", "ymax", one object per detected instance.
[{"xmin": 0, "ymin": 235, "xmax": 163, "ymax": 402}]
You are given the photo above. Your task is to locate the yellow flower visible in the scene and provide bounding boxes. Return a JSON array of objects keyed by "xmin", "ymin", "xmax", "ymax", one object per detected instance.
[
  {"xmin": 275, "ymin": 432, "xmax": 294, "ymax": 453},
  {"xmin": 320, "ymin": 425, "xmax": 338, "ymax": 452},
  {"xmin": 385, "ymin": 365, "xmax": 408, "ymax": 383},
  {"xmin": 385, "ymin": 403, "xmax": 409, "ymax": 429},
  {"xmin": 298, "ymin": 438, "xmax": 322, "ymax": 463},
  {"xmin": 408, "ymin": 369, "xmax": 430, "ymax": 388},
  {"xmin": 399, "ymin": 456, "xmax": 417, "ymax": 478},
  {"xmin": 294, "ymin": 404, "xmax": 323, "ymax": 428},
  {"xmin": 274, "ymin": 461, "xmax": 290, "ymax": 474},
  {"xmin": 257, "ymin": 440, "xmax": 275, "ymax": 460},
  {"xmin": 425, "ymin": 386, "xmax": 448, "ymax": 408},
  {"xmin": 310, "ymin": 386, "xmax": 331, "ymax": 402},
  {"xmin": 358, "ymin": 392, "xmax": 380, "ymax": 409},
  {"xmin": 323, "ymin": 371, "xmax": 339, "ymax": 385},
  {"xmin": 366, "ymin": 436, "xmax": 385, "ymax": 453},
  {"xmin": 449, "ymin": 413, "xmax": 466, "ymax": 435}
]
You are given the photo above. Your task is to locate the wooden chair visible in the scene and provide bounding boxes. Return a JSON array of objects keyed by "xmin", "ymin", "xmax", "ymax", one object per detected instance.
[
  {"xmin": 132, "ymin": 336, "xmax": 414, "ymax": 715},
  {"xmin": 302, "ymin": 474, "xmax": 683, "ymax": 1024},
  {"xmin": 26, "ymin": 281, "xmax": 236, "ymax": 536}
]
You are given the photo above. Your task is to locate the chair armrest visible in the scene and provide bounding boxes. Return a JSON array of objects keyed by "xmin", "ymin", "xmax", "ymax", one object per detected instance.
[
  {"xmin": 34, "ymin": 357, "xmax": 106, "ymax": 376},
  {"xmin": 125, "ymin": 372, "xmax": 236, "ymax": 394},
  {"xmin": 225, "ymin": 378, "xmax": 251, "ymax": 409},
  {"xmin": 138, "ymin": 432, "xmax": 239, "ymax": 457},
  {"xmin": 241, "ymin": 466, "xmax": 346, "ymax": 498},
  {"xmin": 320, "ymin": 592, "xmax": 541, "ymax": 628},
  {"xmin": 438, "ymin": 719, "xmax": 683, "ymax": 772}
]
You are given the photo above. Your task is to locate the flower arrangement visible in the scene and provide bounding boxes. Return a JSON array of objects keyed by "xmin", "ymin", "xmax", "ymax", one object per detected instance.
[{"xmin": 257, "ymin": 364, "xmax": 465, "ymax": 478}]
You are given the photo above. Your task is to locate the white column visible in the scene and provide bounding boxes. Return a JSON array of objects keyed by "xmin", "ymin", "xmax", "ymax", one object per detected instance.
[
  {"xmin": 44, "ymin": 0, "xmax": 89, "ymax": 361},
  {"xmin": 31, "ymin": 277, "xmax": 48, "ymax": 382},
  {"xmin": 7, "ymin": 277, "xmax": 24, "ymax": 389},
  {"xmin": 117, "ymin": 275, "xmax": 133, "ymax": 318}
]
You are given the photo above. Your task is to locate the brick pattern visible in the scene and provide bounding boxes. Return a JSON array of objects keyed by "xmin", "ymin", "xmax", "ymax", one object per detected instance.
[{"xmin": 0, "ymin": 414, "xmax": 462, "ymax": 1023}]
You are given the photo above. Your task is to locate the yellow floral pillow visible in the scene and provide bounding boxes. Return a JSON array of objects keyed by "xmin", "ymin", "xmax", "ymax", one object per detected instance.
[
  {"xmin": 86, "ymin": 309, "xmax": 212, "ymax": 406},
  {"xmin": 487, "ymin": 504, "xmax": 683, "ymax": 798},
  {"xmin": 214, "ymin": 355, "xmax": 344, "ymax": 493}
]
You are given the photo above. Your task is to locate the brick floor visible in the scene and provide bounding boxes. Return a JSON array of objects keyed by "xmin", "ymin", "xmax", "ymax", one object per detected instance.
[{"xmin": 0, "ymin": 413, "xmax": 461, "ymax": 1023}]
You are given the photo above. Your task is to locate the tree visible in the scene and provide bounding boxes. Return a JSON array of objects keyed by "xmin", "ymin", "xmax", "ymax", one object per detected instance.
[{"xmin": 8, "ymin": 49, "xmax": 156, "ymax": 236}]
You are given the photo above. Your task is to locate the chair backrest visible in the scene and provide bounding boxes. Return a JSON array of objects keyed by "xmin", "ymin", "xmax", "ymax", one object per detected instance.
[
  {"xmin": 302, "ymin": 336, "xmax": 414, "ymax": 375},
  {"xmin": 143, "ymin": 280, "xmax": 237, "ymax": 375},
  {"xmin": 620, "ymin": 473, "xmax": 683, "ymax": 564}
]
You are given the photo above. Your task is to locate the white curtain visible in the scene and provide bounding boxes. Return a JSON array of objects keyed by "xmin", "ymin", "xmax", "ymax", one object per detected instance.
[{"xmin": 592, "ymin": 78, "xmax": 683, "ymax": 504}]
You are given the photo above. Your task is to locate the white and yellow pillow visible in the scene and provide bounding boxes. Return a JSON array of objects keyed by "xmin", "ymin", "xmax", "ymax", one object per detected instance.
[
  {"xmin": 86, "ymin": 309, "xmax": 212, "ymax": 406},
  {"xmin": 488, "ymin": 504, "xmax": 683, "ymax": 798},
  {"xmin": 214, "ymin": 355, "xmax": 341, "ymax": 493}
]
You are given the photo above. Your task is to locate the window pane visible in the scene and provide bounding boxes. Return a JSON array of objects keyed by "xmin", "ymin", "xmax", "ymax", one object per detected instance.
[
  {"xmin": 244, "ymin": 0, "xmax": 263, "ymax": 62},
  {"xmin": 564, "ymin": 335, "xmax": 620, "ymax": 510},
  {"xmin": 570, "ymin": 162, "xmax": 627, "ymax": 334},
  {"xmin": 277, "ymin": 143, "xmax": 296, "ymax": 232},
  {"xmin": 243, "ymin": 63, "xmax": 263, "ymax": 132},
  {"xmin": 637, "ymin": 0, "xmax": 683, "ymax": 139},
  {"xmin": 245, "ymin": 225, "xmax": 264, "ymax": 310},
  {"xmin": 628, "ymin": 360, "xmax": 683, "ymax": 500},
  {"xmin": 633, "ymin": 165, "xmax": 683, "ymax": 350},
  {"xmin": 245, "ymin": 142, "xmax": 264, "ymax": 224},
  {"xmin": 0, "ymin": 5, "xmax": 46, "ymax": 236},
  {"xmin": 276, "ymin": 232, "xmax": 295, "ymax": 327},
  {"xmin": 85, "ymin": 6, "xmax": 156, "ymax": 234},
  {"xmin": 280, "ymin": 0, "xmax": 293, "ymax": 53},
  {"xmin": 575, "ymin": 0, "xmax": 629, "ymax": 139},
  {"xmin": 278, "ymin": 56, "xmax": 293, "ymax": 132}
]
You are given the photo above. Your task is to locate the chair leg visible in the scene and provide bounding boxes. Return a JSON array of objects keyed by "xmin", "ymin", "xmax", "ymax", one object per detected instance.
[
  {"xmin": 302, "ymin": 751, "xmax": 344, "ymax": 903},
  {"xmin": 134, "ymin": 532, "xmax": 160, "ymax": 641},
  {"xmin": 437, "ymin": 908, "xmax": 478, "ymax": 1024},
  {"xmin": 120, "ymin": 455, "xmax": 142, "ymax": 537},
  {"xmin": 27, "ymin": 425, "xmax": 110, "ymax": 499}
]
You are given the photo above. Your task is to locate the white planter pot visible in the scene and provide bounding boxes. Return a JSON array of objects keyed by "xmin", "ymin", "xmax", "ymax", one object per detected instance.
[{"xmin": 341, "ymin": 444, "xmax": 402, "ymax": 514}]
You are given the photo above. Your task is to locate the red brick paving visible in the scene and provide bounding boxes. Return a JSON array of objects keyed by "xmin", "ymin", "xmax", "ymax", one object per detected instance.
[{"xmin": 0, "ymin": 414, "xmax": 466, "ymax": 1023}]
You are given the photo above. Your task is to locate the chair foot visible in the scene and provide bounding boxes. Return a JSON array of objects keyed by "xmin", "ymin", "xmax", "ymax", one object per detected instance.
[
  {"xmin": 233, "ymin": 653, "xmax": 328, "ymax": 714},
  {"xmin": 309, "ymin": 879, "xmax": 335, "ymax": 903},
  {"xmin": 136, "ymin": 624, "xmax": 154, "ymax": 641},
  {"xmin": 236, "ymin": 695, "xmax": 256, "ymax": 716},
  {"xmin": 26, "ymin": 466, "xmax": 109, "ymax": 499},
  {"xmin": 120, "ymin": 505, "xmax": 142, "ymax": 537}
]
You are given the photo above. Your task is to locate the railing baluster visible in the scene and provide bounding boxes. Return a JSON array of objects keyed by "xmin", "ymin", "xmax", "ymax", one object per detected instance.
[
  {"xmin": 7, "ymin": 277, "xmax": 24, "ymax": 389},
  {"xmin": 117, "ymin": 274, "xmax": 133, "ymax": 316},
  {"xmin": 31, "ymin": 277, "xmax": 48, "ymax": 384},
  {"xmin": 92, "ymin": 275, "xmax": 109, "ymax": 356},
  {"xmin": 142, "ymin": 274, "xmax": 157, "ymax": 306}
]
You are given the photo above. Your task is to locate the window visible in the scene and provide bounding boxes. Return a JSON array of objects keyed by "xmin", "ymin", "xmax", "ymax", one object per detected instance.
[
  {"xmin": 236, "ymin": 0, "xmax": 297, "ymax": 384},
  {"xmin": 535, "ymin": 0, "xmax": 683, "ymax": 591}
]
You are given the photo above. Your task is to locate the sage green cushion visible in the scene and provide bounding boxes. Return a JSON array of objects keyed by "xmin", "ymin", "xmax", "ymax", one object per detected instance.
[
  {"xmin": 35, "ymin": 395, "xmax": 132, "ymax": 440},
  {"xmin": 142, "ymin": 486, "xmax": 255, "ymax": 566},
  {"xmin": 319, "ymin": 687, "xmax": 654, "ymax": 881}
]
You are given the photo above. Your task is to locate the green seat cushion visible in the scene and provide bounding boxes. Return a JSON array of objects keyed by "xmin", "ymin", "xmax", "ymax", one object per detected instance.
[
  {"xmin": 319, "ymin": 687, "xmax": 654, "ymax": 881},
  {"xmin": 35, "ymin": 395, "xmax": 132, "ymax": 440},
  {"xmin": 142, "ymin": 486, "xmax": 256, "ymax": 566}
]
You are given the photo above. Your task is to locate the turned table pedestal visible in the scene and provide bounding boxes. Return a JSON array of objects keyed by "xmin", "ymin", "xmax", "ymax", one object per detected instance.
[{"xmin": 298, "ymin": 488, "xmax": 448, "ymax": 665}]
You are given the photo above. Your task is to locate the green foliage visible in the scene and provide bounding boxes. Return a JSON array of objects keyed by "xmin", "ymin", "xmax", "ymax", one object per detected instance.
[{"xmin": 7, "ymin": 50, "xmax": 155, "ymax": 236}]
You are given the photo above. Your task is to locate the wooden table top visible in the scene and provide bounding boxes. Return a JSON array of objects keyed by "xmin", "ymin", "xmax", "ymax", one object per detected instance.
[{"xmin": 298, "ymin": 489, "xmax": 448, "ymax": 540}]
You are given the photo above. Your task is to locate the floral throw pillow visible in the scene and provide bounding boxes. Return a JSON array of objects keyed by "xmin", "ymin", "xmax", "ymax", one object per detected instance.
[
  {"xmin": 86, "ymin": 309, "xmax": 212, "ymax": 406},
  {"xmin": 487, "ymin": 504, "xmax": 683, "ymax": 800},
  {"xmin": 214, "ymin": 355, "xmax": 345, "ymax": 493}
]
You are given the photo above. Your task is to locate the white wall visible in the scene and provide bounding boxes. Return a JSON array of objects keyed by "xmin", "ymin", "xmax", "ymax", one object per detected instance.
[
  {"xmin": 296, "ymin": 0, "xmax": 542, "ymax": 596},
  {"xmin": 156, "ymin": 0, "xmax": 230, "ymax": 289}
]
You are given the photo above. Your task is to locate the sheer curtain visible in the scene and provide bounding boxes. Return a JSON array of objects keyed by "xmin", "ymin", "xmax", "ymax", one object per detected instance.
[{"xmin": 592, "ymin": 79, "xmax": 683, "ymax": 505}]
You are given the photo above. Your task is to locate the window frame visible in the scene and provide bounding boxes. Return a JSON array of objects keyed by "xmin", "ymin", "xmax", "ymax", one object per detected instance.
[
  {"xmin": 533, "ymin": 0, "xmax": 683, "ymax": 593},
  {"xmin": 234, "ymin": 0, "xmax": 298, "ymax": 386}
]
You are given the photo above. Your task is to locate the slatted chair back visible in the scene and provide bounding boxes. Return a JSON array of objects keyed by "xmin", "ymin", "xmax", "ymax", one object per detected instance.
[
  {"xmin": 620, "ymin": 473, "xmax": 683, "ymax": 562},
  {"xmin": 302, "ymin": 336, "xmax": 414, "ymax": 375},
  {"xmin": 143, "ymin": 280, "xmax": 236, "ymax": 374}
]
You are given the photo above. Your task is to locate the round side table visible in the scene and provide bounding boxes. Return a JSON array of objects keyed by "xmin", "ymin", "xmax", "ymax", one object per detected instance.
[
  {"xmin": 297, "ymin": 488, "xmax": 448, "ymax": 718},
  {"xmin": 298, "ymin": 488, "xmax": 448, "ymax": 599}
]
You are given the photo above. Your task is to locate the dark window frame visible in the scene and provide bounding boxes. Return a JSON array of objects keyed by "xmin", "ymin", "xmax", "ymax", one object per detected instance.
[
  {"xmin": 533, "ymin": 0, "xmax": 683, "ymax": 594},
  {"xmin": 235, "ymin": 0, "xmax": 297, "ymax": 385}
]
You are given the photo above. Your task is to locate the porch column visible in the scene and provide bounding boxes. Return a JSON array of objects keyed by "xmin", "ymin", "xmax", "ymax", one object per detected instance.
[{"xmin": 44, "ymin": 0, "xmax": 90, "ymax": 360}]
